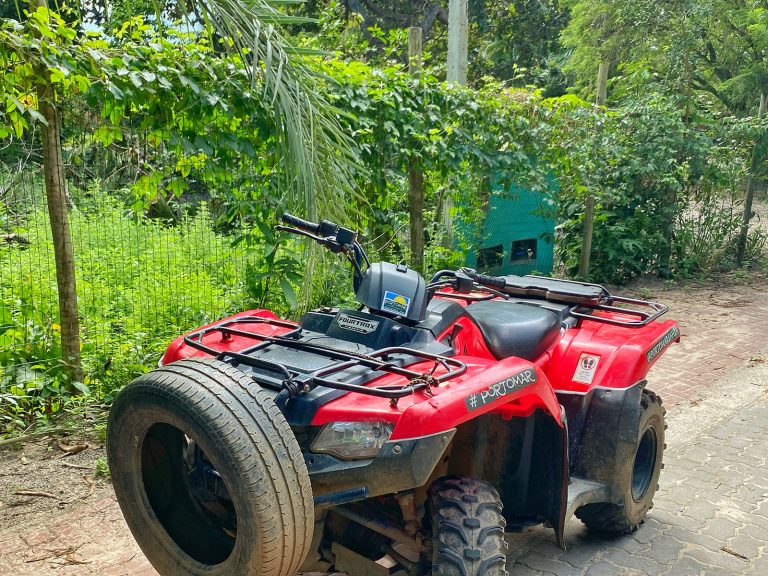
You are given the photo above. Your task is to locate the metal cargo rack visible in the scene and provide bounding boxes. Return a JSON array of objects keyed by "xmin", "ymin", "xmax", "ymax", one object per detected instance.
[{"xmin": 183, "ymin": 316, "xmax": 466, "ymax": 404}]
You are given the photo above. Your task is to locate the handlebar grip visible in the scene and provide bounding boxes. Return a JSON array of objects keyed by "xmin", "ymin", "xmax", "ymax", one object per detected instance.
[
  {"xmin": 461, "ymin": 268, "xmax": 506, "ymax": 289},
  {"xmin": 281, "ymin": 212, "xmax": 319, "ymax": 234},
  {"xmin": 474, "ymin": 273, "xmax": 506, "ymax": 289}
]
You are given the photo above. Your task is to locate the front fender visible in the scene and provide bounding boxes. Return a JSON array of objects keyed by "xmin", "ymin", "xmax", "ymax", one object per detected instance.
[{"xmin": 390, "ymin": 357, "xmax": 563, "ymax": 441}]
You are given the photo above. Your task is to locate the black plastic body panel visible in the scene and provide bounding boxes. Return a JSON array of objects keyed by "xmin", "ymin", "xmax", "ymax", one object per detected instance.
[
  {"xmin": 307, "ymin": 429, "xmax": 455, "ymax": 506},
  {"xmin": 558, "ymin": 381, "xmax": 645, "ymax": 504}
]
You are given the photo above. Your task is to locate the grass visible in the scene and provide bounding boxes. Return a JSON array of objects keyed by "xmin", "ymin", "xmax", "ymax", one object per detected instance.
[{"xmin": 0, "ymin": 181, "xmax": 259, "ymax": 435}]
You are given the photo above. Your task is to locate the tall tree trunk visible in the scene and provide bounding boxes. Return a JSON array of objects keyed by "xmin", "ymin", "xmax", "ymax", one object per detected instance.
[
  {"xmin": 736, "ymin": 92, "xmax": 767, "ymax": 266},
  {"xmin": 580, "ymin": 62, "xmax": 609, "ymax": 278},
  {"xmin": 408, "ymin": 157, "xmax": 425, "ymax": 273},
  {"xmin": 33, "ymin": 1, "xmax": 82, "ymax": 384},
  {"xmin": 408, "ymin": 27, "xmax": 425, "ymax": 272}
]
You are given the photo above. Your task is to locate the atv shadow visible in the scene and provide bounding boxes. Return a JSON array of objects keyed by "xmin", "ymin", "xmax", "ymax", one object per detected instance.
[{"xmin": 506, "ymin": 517, "xmax": 671, "ymax": 573}]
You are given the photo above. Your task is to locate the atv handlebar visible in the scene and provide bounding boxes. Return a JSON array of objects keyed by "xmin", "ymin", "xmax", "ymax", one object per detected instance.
[
  {"xmin": 281, "ymin": 212, "xmax": 320, "ymax": 234},
  {"xmin": 279, "ymin": 212, "xmax": 369, "ymax": 292}
]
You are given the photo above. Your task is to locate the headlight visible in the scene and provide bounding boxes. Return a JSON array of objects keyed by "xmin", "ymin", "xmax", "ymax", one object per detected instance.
[{"xmin": 311, "ymin": 421, "xmax": 394, "ymax": 460}]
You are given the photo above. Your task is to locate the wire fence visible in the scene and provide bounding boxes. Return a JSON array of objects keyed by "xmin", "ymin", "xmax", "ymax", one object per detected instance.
[{"xmin": 0, "ymin": 139, "xmax": 258, "ymax": 382}]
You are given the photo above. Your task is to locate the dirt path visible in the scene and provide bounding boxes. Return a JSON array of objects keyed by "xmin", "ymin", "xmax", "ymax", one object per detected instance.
[{"xmin": 1, "ymin": 270, "xmax": 767, "ymax": 575}]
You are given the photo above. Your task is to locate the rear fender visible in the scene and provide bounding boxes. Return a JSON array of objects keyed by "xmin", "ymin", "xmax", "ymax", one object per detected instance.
[{"xmin": 547, "ymin": 319, "xmax": 679, "ymax": 392}]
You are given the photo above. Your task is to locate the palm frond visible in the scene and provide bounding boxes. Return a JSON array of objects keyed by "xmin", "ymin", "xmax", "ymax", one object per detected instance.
[{"xmin": 181, "ymin": 0, "xmax": 362, "ymax": 220}]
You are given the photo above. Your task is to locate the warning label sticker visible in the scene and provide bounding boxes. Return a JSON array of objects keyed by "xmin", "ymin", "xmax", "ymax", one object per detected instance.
[{"xmin": 572, "ymin": 354, "xmax": 600, "ymax": 384}]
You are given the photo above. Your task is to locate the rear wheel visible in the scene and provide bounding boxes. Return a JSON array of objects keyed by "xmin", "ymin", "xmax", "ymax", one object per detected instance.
[
  {"xmin": 576, "ymin": 389, "xmax": 665, "ymax": 533},
  {"xmin": 428, "ymin": 477, "xmax": 508, "ymax": 576},
  {"xmin": 107, "ymin": 358, "xmax": 314, "ymax": 576}
]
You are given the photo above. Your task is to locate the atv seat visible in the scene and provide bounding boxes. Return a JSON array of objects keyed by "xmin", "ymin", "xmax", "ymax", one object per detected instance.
[{"xmin": 465, "ymin": 301, "xmax": 560, "ymax": 361}]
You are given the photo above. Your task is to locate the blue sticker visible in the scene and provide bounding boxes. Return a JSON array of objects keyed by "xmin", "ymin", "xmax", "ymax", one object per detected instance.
[{"xmin": 381, "ymin": 290, "xmax": 411, "ymax": 316}]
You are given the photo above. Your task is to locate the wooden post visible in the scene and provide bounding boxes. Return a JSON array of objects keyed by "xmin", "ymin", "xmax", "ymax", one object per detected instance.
[
  {"xmin": 33, "ymin": 0, "xmax": 82, "ymax": 385},
  {"xmin": 737, "ymin": 92, "xmax": 767, "ymax": 266},
  {"xmin": 579, "ymin": 195, "xmax": 595, "ymax": 278},
  {"xmin": 579, "ymin": 63, "xmax": 609, "ymax": 278},
  {"xmin": 408, "ymin": 27, "xmax": 425, "ymax": 273},
  {"xmin": 408, "ymin": 26, "xmax": 422, "ymax": 76},
  {"xmin": 596, "ymin": 62, "xmax": 609, "ymax": 107},
  {"xmin": 447, "ymin": 0, "xmax": 468, "ymax": 85}
]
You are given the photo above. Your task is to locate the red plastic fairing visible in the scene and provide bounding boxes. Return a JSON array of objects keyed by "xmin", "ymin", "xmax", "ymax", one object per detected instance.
[
  {"xmin": 545, "ymin": 316, "xmax": 680, "ymax": 393},
  {"xmin": 160, "ymin": 309, "xmax": 293, "ymax": 365},
  {"xmin": 311, "ymin": 357, "xmax": 563, "ymax": 441}
]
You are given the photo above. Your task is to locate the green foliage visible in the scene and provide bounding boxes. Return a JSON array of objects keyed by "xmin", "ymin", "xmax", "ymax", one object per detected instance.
[
  {"xmin": 94, "ymin": 456, "xmax": 110, "ymax": 479},
  {"xmin": 321, "ymin": 59, "xmax": 554, "ymax": 264},
  {"xmin": 542, "ymin": 92, "xmax": 759, "ymax": 282},
  {"xmin": 561, "ymin": 0, "xmax": 768, "ymax": 115},
  {"xmin": 0, "ymin": 183, "xmax": 265, "ymax": 434},
  {"xmin": 0, "ymin": 3, "xmax": 361, "ymax": 220}
]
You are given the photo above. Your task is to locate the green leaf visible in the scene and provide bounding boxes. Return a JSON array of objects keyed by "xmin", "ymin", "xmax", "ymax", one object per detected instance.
[
  {"xmin": 72, "ymin": 381, "xmax": 91, "ymax": 395},
  {"xmin": 279, "ymin": 277, "xmax": 296, "ymax": 308}
]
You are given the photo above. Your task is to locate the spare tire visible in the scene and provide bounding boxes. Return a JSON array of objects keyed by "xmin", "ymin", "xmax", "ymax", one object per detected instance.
[{"xmin": 107, "ymin": 358, "xmax": 314, "ymax": 576}]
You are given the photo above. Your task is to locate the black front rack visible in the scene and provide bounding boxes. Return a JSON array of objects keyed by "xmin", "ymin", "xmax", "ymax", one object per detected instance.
[{"xmin": 183, "ymin": 317, "xmax": 466, "ymax": 403}]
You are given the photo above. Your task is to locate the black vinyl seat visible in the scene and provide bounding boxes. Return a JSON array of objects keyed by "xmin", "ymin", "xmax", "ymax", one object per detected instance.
[{"xmin": 465, "ymin": 301, "xmax": 561, "ymax": 361}]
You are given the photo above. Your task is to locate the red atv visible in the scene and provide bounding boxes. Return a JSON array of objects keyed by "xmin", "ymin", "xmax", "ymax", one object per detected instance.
[{"xmin": 108, "ymin": 213, "xmax": 679, "ymax": 576}]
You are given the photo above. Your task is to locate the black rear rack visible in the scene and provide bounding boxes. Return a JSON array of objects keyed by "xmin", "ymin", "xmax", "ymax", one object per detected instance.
[
  {"xmin": 183, "ymin": 317, "xmax": 466, "ymax": 404},
  {"xmin": 570, "ymin": 295, "xmax": 668, "ymax": 327},
  {"xmin": 459, "ymin": 274, "xmax": 669, "ymax": 328}
]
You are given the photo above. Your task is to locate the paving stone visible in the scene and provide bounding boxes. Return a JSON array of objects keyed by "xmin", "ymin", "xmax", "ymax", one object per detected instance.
[
  {"xmin": 516, "ymin": 553, "xmax": 582, "ymax": 576},
  {"xmin": 583, "ymin": 561, "xmax": 636, "ymax": 576},
  {"xmin": 650, "ymin": 509, "xmax": 705, "ymax": 532},
  {"xmin": 599, "ymin": 548, "xmax": 665, "ymax": 574},
  {"xmin": 641, "ymin": 535, "xmax": 684, "ymax": 565},
  {"xmin": 701, "ymin": 517, "xmax": 742, "ymax": 541},
  {"xmin": 684, "ymin": 545, "xmax": 748, "ymax": 573},
  {"xmin": 507, "ymin": 563, "xmax": 544, "ymax": 576},
  {"xmin": 737, "ymin": 520, "xmax": 768, "ymax": 540},
  {"xmin": 662, "ymin": 554, "xmax": 708, "ymax": 576},
  {"xmin": 668, "ymin": 526, "xmax": 729, "ymax": 552},
  {"xmin": 631, "ymin": 518, "xmax": 663, "ymax": 544},
  {"xmin": 725, "ymin": 533, "xmax": 763, "ymax": 559}
]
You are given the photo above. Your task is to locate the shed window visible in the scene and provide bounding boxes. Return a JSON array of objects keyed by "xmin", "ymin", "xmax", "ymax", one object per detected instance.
[
  {"xmin": 510, "ymin": 239, "xmax": 537, "ymax": 262},
  {"xmin": 477, "ymin": 245, "xmax": 504, "ymax": 270}
]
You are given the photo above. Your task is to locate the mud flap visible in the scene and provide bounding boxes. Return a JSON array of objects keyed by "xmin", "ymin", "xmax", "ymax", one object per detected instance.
[
  {"xmin": 554, "ymin": 405, "xmax": 570, "ymax": 549},
  {"xmin": 489, "ymin": 409, "xmax": 569, "ymax": 546},
  {"xmin": 571, "ymin": 381, "xmax": 646, "ymax": 504}
]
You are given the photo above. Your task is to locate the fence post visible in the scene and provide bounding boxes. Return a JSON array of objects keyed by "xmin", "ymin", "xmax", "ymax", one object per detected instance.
[
  {"xmin": 736, "ymin": 92, "xmax": 766, "ymax": 266},
  {"xmin": 32, "ymin": 0, "xmax": 82, "ymax": 384},
  {"xmin": 579, "ymin": 63, "xmax": 609, "ymax": 278},
  {"xmin": 596, "ymin": 62, "xmax": 609, "ymax": 107},
  {"xmin": 407, "ymin": 27, "xmax": 425, "ymax": 273},
  {"xmin": 447, "ymin": 0, "xmax": 468, "ymax": 84}
]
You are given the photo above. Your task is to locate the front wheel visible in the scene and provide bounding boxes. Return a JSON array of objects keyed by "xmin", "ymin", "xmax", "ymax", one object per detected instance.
[
  {"xmin": 107, "ymin": 358, "xmax": 314, "ymax": 576},
  {"xmin": 428, "ymin": 477, "xmax": 508, "ymax": 576},
  {"xmin": 575, "ymin": 389, "xmax": 665, "ymax": 533}
]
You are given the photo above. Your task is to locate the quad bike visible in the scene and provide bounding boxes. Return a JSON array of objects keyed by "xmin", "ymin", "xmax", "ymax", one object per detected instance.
[{"xmin": 108, "ymin": 213, "xmax": 679, "ymax": 576}]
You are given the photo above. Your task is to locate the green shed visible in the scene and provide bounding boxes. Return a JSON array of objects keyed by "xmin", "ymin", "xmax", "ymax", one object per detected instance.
[{"xmin": 462, "ymin": 183, "xmax": 556, "ymax": 276}]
